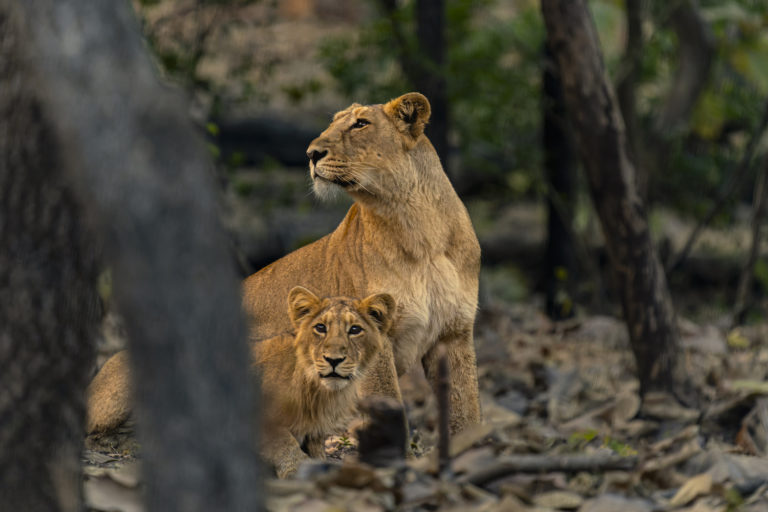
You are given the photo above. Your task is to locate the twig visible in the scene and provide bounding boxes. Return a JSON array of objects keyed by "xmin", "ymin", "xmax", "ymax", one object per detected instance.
[
  {"xmin": 459, "ymin": 453, "xmax": 637, "ymax": 486},
  {"xmin": 436, "ymin": 343, "xmax": 450, "ymax": 475},
  {"xmin": 667, "ymin": 98, "xmax": 768, "ymax": 273}
]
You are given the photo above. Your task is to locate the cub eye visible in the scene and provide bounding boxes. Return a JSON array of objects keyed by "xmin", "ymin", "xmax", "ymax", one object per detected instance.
[
  {"xmin": 314, "ymin": 323, "xmax": 327, "ymax": 334},
  {"xmin": 348, "ymin": 325, "xmax": 363, "ymax": 335},
  {"xmin": 351, "ymin": 119, "xmax": 370, "ymax": 129}
]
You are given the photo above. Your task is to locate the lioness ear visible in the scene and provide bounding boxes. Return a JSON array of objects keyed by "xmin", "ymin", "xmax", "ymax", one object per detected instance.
[
  {"xmin": 359, "ymin": 293, "xmax": 396, "ymax": 334},
  {"xmin": 383, "ymin": 92, "xmax": 431, "ymax": 139},
  {"xmin": 287, "ymin": 286, "xmax": 321, "ymax": 328}
]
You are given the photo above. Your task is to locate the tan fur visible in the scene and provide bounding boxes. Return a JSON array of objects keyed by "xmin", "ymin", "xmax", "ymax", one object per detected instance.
[
  {"xmin": 243, "ymin": 92, "xmax": 483, "ymax": 433},
  {"xmin": 257, "ymin": 287, "xmax": 394, "ymax": 478},
  {"xmin": 84, "ymin": 91, "xmax": 482, "ymax": 443},
  {"xmin": 85, "ymin": 350, "xmax": 133, "ymax": 434},
  {"xmin": 85, "ymin": 287, "xmax": 393, "ymax": 479}
]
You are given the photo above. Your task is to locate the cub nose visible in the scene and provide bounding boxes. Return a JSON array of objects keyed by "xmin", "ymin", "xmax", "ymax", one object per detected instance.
[
  {"xmin": 307, "ymin": 148, "xmax": 328, "ymax": 166},
  {"xmin": 323, "ymin": 356, "xmax": 345, "ymax": 368}
]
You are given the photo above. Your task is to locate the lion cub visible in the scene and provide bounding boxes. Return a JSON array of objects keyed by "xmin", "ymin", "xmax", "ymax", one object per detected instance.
[{"xmin": 256, "ymin": 286, "xmax": 394, "ymax": 478}]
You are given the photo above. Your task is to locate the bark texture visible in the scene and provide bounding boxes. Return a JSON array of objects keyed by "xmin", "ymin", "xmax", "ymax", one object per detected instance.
[
  {"xmin": 12, "ymin": 1, "xmax": 262, "ymax": 510},
  {"xmin": 0, "ymin": 4, "xmax": 99, "ymax": 510},
  {"xmin": 541, "ymin": 0, "xmax": 684, "ymax": 396}
]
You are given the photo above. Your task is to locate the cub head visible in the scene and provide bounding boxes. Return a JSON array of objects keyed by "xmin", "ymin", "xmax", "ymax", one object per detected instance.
[
  {"xmin": 305, "ymin": 92, "xmax": 432, "ymax": 201},
  {"xmin": 287, "ymin": 286, "xmax": 395, "ymax": 391}
]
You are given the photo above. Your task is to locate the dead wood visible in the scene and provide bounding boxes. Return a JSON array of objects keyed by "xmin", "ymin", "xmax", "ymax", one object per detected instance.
[{"xmin": 459, "ymin": 453, "xmax": 638, "ymax": 486}]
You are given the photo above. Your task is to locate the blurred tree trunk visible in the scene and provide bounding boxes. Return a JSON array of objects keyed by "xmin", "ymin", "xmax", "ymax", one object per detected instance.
[
  {"xmin": 541, "ymin": 0, "xmax": 687, "ymax": 398},
  {"xmin": 10, "ymin": 1, "xmax": 262, "ymax": 511},
  {"xmin": 543, "ymin": 43, "xmax": 576, "ymax": 320},
  {"xmin": 616, "ymin": 0, "xmax": 644, "ymax": 197},
  {"xmin": 415, "ymin": 0, "xmax": 448, "ymax": 168},
  {"xmin": 0, "ymin": 5, "xmax": 100, "ymax": 510},
  {"xmin": 378, "ymin": 0, "xmax": 448, "ymax": 169}
]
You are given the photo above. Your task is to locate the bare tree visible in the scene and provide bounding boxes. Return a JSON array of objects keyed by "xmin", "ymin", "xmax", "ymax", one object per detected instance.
[
  {"xmin": 541, "ymin": 0, "xmax": 688, "ymax": 398},
  {"xmin": 2, "ymin": 1, "xmax": 262, "ymax": 510}
]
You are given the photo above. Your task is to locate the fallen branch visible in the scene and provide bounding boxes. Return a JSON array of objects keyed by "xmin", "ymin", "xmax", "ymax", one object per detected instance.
[{"xmin": 458, "ymin": 453, "xmax": 638, "ymax": 486}]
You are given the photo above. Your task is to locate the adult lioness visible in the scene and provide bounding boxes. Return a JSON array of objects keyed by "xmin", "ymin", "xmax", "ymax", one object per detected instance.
[
  {"xmin": 258, "ymin": 286, "xmax": 394, "ymax": 478},
  {"xmin": 243, "ymin": 92, "xmax": 482, "ymax": 433}
]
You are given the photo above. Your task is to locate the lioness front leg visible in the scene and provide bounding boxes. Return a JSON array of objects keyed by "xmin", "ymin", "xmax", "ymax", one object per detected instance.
[
  {"xmin": 261, "ymin": 428, "xmax": 309, "ymax": 479},
  {"xmin": 422, "ymin": 331, "xmax": 481, "ymax": 434}
]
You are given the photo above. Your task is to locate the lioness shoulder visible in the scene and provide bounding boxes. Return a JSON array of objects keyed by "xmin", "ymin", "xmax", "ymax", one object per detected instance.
[{"xmin": 256, "ymin": 286, "xmax": 395, "ymax": 478}]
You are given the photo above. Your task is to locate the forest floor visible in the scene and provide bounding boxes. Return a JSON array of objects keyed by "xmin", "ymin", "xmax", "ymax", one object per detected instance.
[{"xmin": 82, "ymin": 290, "xmax": 768, "ymax": 512}]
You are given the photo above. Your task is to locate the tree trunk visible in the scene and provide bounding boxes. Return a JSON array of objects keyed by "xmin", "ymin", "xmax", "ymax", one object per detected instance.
[
  {"xmin": 415, "ymin": 0, "xmax": 448, "ymax": 168},
  {"xmin": 616, "ymin": 0, "xmax": 644, "ymax": 197},
  {"xmin": 541, "ymin": 0, "xmax": 686, "ymax": 397},
  {"xmin": 377, "ymin": 0, "xmax": 449, "ymax": 169},
  {"xmin": 14, "ymin": 1, "xmax": 262, "ymax": 510},
  {"xmin": 543, "ymin": 43, "xmax": 577, "ymax": 320},
  {"xmin": 0, "ymin": 5, "xmax": 100, "ymax": 510}
]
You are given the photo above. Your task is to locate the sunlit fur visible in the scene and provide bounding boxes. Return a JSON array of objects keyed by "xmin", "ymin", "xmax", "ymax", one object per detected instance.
[
  {"xmin": 243, "ymin": 92, "xmax": 483, "ymax": 437},
  {"xmin": 254, "ymin": 286, "xmax": 395, "ymax": 478},
  {"xmin": 84, "ymin": 92, "xmax": 483, "ymax": 455}
]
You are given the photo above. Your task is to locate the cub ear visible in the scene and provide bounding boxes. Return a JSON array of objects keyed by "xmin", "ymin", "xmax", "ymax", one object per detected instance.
[
  {"xmin": 359, "ymin": 293, "xmax": 396, "ymax": 334},
  {"xmin": 287, "ymin": 286, "xmax": 321, "ymax": 328},
  {"xmin": 383, "ymin": 92, "xmax": 431, "ymax": 139}
]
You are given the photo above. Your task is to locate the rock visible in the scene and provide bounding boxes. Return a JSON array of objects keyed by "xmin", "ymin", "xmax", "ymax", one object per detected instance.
[{"xmin": 357, "ymin": 396, "xmax": 407, "ymax": 467}]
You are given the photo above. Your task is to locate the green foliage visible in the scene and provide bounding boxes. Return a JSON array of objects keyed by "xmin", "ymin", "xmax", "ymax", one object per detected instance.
[
  {"xmin": 568, "ymin": 430, "xmax": 637, "ymax": 456},
  {"xmin": 317, "ymin": 0, "xmax": 544, "ymax": 198}
]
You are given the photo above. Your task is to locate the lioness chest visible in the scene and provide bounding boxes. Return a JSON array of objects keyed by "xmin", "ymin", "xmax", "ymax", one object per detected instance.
[{"xmin": 374, "ymin": 252, "xmax": 477, "ymax": 374}]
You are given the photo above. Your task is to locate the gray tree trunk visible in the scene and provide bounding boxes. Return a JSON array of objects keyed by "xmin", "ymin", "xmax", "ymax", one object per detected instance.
[
  {"xmin": 541, "ymin": 0, "xmax": 686, "ymax": 397},
  {"xmin": 4, "ymin": 1, "xmax": 263, "ymax": 510},
  {"xmin": 0, "ymin": 6, "xmax": 100, "ymax": 510}
]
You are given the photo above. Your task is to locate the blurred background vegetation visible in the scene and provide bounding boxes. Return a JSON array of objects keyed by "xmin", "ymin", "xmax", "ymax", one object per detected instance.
[{"xmin": 132, "ymin": 0, "xmax": 768, "ymax": 323}]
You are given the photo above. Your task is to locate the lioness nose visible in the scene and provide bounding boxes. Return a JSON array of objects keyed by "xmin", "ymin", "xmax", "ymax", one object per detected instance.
[
  {"xmin": 307, "ymin": 148, "xmax": 328, "ymax": 166},
  {"xmin": 324, "ymin": 356, "xmax": 345, "ymax": 368}
]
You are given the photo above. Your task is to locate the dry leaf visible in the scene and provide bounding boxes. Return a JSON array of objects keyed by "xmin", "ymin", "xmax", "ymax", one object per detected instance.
[{"xmin": 669, "ymin": 473, "xmax": 713, "ymax": 507}]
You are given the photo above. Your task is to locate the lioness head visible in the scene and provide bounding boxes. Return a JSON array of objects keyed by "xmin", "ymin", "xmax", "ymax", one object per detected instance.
[
  {"xmin": 305, "ymin": 92, "xmax": 432, "ymax": 201},
  {"xmin": 287, "ymin": 286, "xmax": 395, "ymax": 391}
]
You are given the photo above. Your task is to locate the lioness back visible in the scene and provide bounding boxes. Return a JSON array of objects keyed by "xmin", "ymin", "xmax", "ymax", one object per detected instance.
[{"xmin": 256, "ymin": 286, "xmax": 395, "ymax": 478}]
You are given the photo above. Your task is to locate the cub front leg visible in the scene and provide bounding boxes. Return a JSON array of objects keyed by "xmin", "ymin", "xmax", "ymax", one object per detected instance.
[
  {"xmin": 261, "ymin": 427, "xmax": 309, "ymax": 479},
  {"xmin": 359, "ymin": 335, "xmax": 403, "ymax": 404},
  {"xmin": 302, "ymin": 434, "xmax": 326, "ymax": 459},
  {"xmin": 422, "ymin": 329, "xmax": 481, "ymax": 434}
]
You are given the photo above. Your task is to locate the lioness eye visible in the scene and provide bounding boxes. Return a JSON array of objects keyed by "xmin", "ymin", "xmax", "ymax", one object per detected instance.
[
  {"xmin": 314, "ymin": 323, "xmax": 326, "ymax": 334},
  {"xmin": 351, "ymin": 119, "xmax": 370, "ymax": 129},
  {"xmin": 348, "ymin": 325, "xmax": 363, "ymax": 335}
]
